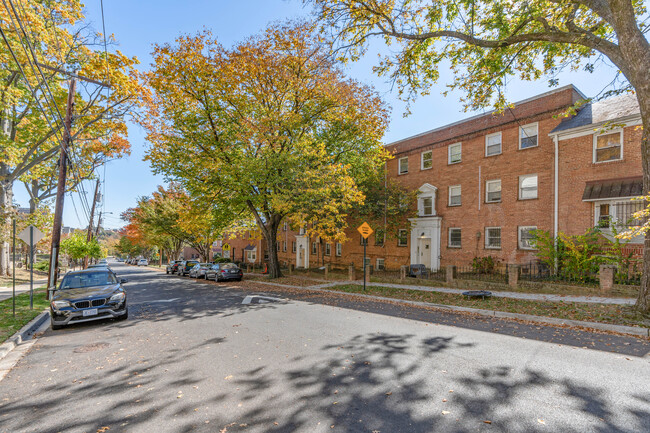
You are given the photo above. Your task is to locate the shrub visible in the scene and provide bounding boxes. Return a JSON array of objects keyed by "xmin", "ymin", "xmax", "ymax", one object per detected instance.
[
  {"xmin": 33, "ymin": 261, "xmax": 49, "ymax": 272},
  {"xmin": 471, "ymin": 256, "xmax": 498, "ymax": 273}
]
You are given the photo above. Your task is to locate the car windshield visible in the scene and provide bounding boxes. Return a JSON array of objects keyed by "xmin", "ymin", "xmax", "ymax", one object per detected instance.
[
  {"xmin": 221, "ymin": 263, "xmax": 238, "ymax": 270},
  {"xmin": 60, "ymin": 272, "xmax": 117, "ymax": 290}
]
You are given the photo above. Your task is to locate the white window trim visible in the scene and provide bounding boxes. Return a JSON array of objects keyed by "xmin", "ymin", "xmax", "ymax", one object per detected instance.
[
  {"xmin": 420, "ymin": 196, "xmax": 434, "ymax": 216},
  {"xmin": 448, "ymin": 142, "xmax": 462, "ymax": 164},
  {"xmin": 485, "ymin": 227, "xmax": 502, "ymax": 249},
  {"xmin": 398, "ymin": 156, "xmax": 409, "ymax": 175},
  {"xmin": 593, "ymin": 129, "xmax": 624, "ymax": 164},
  {"xmin": 421, "ymin": 150, "xmax": 433, "ymax": 170},
  {"xmin": 398, "ymin": 229, "xmax": 408, "ymax": 247},
  {"xmin": 448, "ymin": 185, "xmax": 461, "ymax": 207},
  {"xmin": 594, "ymin": 198, "xmax": 644, "ymax": 228},
  {"xmin": 519, "ymin": 174, "xmax": 538, "ymax": 200},
  {"xmin": 376, "ymin": 258, "xmax": 385, "ymax": 270},
  {"xmin": 518, "ymin": 226, "xmax": 537, "ymax": 250},
  {"xmin": 485, "ymin": 179, "xmax": 502, "ymax": 203},
  {"xmin": 519, "ymin": 122, "xmax": 539, "ymax": 150},
  {"xmin": 448, "ymin": 227, "xmax": 461, "ymax": 248},
  {"xmin": 335, "ymin": 243, "xmax": 342, "ymax": 256},
  {"xmin": 485, "ymin": 132, "xmax": 502, "ymax": 157},
  {"xmin": 325, "ymin": 243, "xmax": 331, "ymax": 256}
]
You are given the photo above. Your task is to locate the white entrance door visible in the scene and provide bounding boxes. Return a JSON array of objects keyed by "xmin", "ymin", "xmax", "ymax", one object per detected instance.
[{"xmin": 418, "ymin": 238, "xmax": 431, "ymax": 267}]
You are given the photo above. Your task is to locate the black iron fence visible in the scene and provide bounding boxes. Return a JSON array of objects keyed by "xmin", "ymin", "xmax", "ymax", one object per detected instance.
[{"xmin": 456, "ymin": 265, "xmax": 508, "ymax": 284}]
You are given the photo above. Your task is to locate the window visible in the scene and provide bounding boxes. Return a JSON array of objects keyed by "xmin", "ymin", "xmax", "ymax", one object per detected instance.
[
  {"xmin": 448, "ymin": 228, "xmax": 461, "ymax": 248},
  {"xmin": 448, "ymin": 142, "xmax": 462, "ymax": 164},
  {"xmin": 485, "ymin": 227, "xmax": 501, "ymax": 249},
  {"xmin": 312, "ymin": 242, "xmax": 318, "ymax": 254},
  {"xmin": 283, "ymin": 222, "xmax": 287, "ymax": 231},
  {"xmin": 486, "ymin": 180, "xmax": 501, "ymax": 203},
  {"xmin": 615, "ymin": 201, "xmax": 643, "ymax": 226},
  {"xmin": 519, "ymin": 123, "xmax": 538, "ymax": 149},
  {"xmin": 360, "ymin": 235, "xmax": 368, "ymax": 246},
  {"xmin": 376, "ymin": 258, "xmax": 385, "ymax": 270},
  {"xmin": 364, "ymin": 257, "xmax": 371, "ymax": 267},
  {"xmin": 519, "ymin": 174, "xmax": 538, "ymax": 200},
  {"xmin": 594, "ymin": 131, "xmax": 622, "ymax": 163},
  {"xmin": 518, "ymin": 226, "xmax": 537, "ymax": 250},
  {"xmin": 485, "ymin": 132, "xmax": 502, "ymax": 156},
  {"xmin": 449, "ymin": 185, "xmax": 461, "ymax": 206},
  {"xmin": 397, "ymin": 229, "xmax": 408, "ymax": 247},
  {"xmin": 598, "ymin": 204, "xmax": 611, "ymax": 228},
  {"xmin": 325, "ymin": 243, "xmax": 331, "ymax": 256},
  {"xmin": 292, "ymin": 241, "xmax": 296, "ymax": 253},
  {"xmin": 335, "ymin": 243, "xmax": 342, "ymax": 256},
  {"xmin": 374, "ymin": 229, "xmax": 385, "ymax": 246},
  {"xmin": 421, "ymin": 150, "xmax": 432, "ymax": 170},
  {"xmin": 299, "ymin": 227, "xmax": 305, "ymax": 235},
  {"xmin": 422, "ymin": 196, "xmax": 433, "ymax": 216},
  {"xmin": 398, "ymin": 156, "xmax": 409, "ymax": 174},
  {"xmin": 283, "ymin": 241, "xmax": 287, "ymax": 252},
  {"xmin": 246, "ymin": 249, "xmax": 257, "ymax": 262},
  {"xmin": 277, "ymin": 242, "xmax": 281, "ymax": 251}
]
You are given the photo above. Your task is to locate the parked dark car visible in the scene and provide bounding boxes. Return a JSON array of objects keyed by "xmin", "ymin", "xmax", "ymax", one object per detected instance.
[
  {"xmin": 177, "ymin": 260, "xmax": 199, "ymax": 276},
  {"xmin": 408, "ymin": 264, "xmax": 429, "ymax": 278},
  {"xmin": 49, "ymin": 268, "xmax": 128, "ymax": 330},
  {"xmin": 166, "ymin": 260, "xmax": 182, "ymax": 274},
  {"xmin": 189, "ymin": 263, "xmax": 211, "ymax": 279},
  {"xmin": 205, "ymin": 263, "xmax": 243, "ymax": 282}
]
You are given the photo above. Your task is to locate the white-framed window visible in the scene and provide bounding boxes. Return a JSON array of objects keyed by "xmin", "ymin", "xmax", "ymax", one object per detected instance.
[
  {"xmin": 335, "ymin": 243, "xmax": 342, "ymax": 256},
  {"xmin": 421, "ymin": 196, "xmax": 433, "ymax": 216},
  {"xmin": 448, "ymin": 142, "xmax": 462, "ymax": 164},
  {"xmin": 519, "ymin": 174, "xmax": 538, "ymax": 200},
  {"xmin": 246, "ymin": 249, "xmax": 257, "ymax": 262},
  {"xmin": 595, "ymin": 200, "xmax": 644, "ymax": 228},
  {"xmin": 398, "ymin": 156, "xmax": 409, "ymax": 174},
  {"xmin": 594, "ymin": 131, "xmax": 623, "ymax": 163},
  {"xmin": 374, "ymin": 229, "xmax": 385, "ymax": 246},
  {"xmin": 485, "ymin": 132, "xmax": 502, "ymax": 156},
  {"xmin": 376, "ymin": 258, "xmax": 385, "ymax": 270},
  {"xmin": 325, "ymin": 243, "xmax": 331, "ymax": 256},
  {"xmin": 364, "ymin": 257, "xmax": 371, "ymax": 267},
  {"xmin": 448, "ymin": 228, "xmax": 461, "ymax": 248},
  {"xmin": 519, "ymin": 123, "xmax": 538, "ymax": 149},
  {"xmin": 299, "ymin": 227, "xmax": 305, "ymax": 235},
  {"xmin": 485, "ymin": 227, "xmax": 501, "ymax": 249},
  {"xmin": 360, "ymin": 235, "xmax": 368, "ymax": 246},
  {"xmin": 283, "ymin": 241, "xmax": 287, "ymax": 252},
  {"xmin": 292, "ymin": 241, "xmax": 296, "ymax": 253},
  {"xmin": 448, "ymin": 185, "xmax": 461, "ymax": 206},
  {"xmin": 421, "ymin": 150, "xmax": 432, "ymax": 170},
  {"xmin": 312, "ymin": 242, "xmax": 319, "ymax": 255},
  {"xmin": 397, "ymin": 229, "xmax": 408, "ymax": 247},
  {"xmin": 283, "ymin": 222, "xmax": 287, "ymax": 231},
  {"xmin": 518, "ymin": 226, "xmax": 537, "ymax": 250},
  {"xmin": 486, "ymin": 179, "xmax": 501, "ymax": 203}
]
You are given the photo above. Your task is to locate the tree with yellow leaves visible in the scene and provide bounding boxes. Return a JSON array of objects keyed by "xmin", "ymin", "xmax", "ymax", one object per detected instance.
[{"xmin": 144, "ymin": 21, "xmax": 390, "ymax": 278}]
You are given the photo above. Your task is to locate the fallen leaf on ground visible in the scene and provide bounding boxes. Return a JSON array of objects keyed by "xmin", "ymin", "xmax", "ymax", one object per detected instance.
[
  {"xmin": 442, "ymin": 411, "xmax": 450, "ymax": 415},
  {"xmin": 538, "ymin": 419, "xmax": 545, "ymax": 424}
]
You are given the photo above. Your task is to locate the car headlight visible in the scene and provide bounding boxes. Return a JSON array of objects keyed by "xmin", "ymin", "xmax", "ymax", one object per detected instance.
[
  {"xmin": 51, "ymin": 300, "xmax": 70, "ymax": 309},
  {"xmin": 109, "ymin": 292, "xmax": 125, "ymax": 302}
]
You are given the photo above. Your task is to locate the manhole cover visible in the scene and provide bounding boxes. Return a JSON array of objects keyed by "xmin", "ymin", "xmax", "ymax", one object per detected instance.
[
  {"xmin": 462, "ymin": 290, "xmax": 492, "ymax": 299},
  {"xmin": 73, "ymin": 342, "xmax": 110, "ymax": 353}
]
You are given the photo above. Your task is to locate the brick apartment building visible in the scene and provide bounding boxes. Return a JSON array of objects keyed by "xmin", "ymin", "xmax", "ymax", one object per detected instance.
[{"xmin": 181, "ymin": 85, "xmax": 644, "ymax": 271}]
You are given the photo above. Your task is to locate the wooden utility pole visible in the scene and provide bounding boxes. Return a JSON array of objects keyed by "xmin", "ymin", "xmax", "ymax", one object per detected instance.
[
  {"xmin": 83, "ymin": 178, "xmax": 101, "ymax": 268},
  {"xmin": 47, "ymin": 78, "xmax": 76, "ymax": 293}
]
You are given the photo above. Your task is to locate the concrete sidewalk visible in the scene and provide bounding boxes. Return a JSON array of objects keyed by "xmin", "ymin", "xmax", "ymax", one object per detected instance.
[{"xmin": 0, "ymin": 280, "xmax": 48, "ymax": 302}]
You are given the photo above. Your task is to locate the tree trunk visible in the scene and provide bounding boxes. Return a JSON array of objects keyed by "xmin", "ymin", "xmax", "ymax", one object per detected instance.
[
  {"xmin": 637, "ymin": 110, "xmax": 650, "ymax": 312},
  {"xmin": 0, "ymin": 176, "xmax": 13, "ymax": 276},
  {"xmin": 265, "ymin": 222, "xmax": 282, "ymax": 278}
]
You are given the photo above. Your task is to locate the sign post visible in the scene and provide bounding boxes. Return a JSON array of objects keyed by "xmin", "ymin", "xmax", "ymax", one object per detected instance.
[
  {"xmin": 18, "ymin": 225, "xmax": 45, "ymax": 310},
  {"xmin": 12, "ymin": 219, "xmax": 16, "ymax": 316},
  {"xmin": 357, "ymin": 222, "xmax": 374, "ymax": 291}
]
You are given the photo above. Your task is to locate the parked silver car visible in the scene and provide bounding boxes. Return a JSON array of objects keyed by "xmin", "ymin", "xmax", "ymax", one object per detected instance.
[
  {"xmin": 205, "ymin": 263, "xmax": 243, "ymax": 282},
  {"xmin": 189, "ymin": 263, "xmax": 211, "ymax": 278}
]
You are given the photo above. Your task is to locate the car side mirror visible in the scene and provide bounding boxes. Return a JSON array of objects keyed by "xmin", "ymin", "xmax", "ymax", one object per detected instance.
[{"xmin": 120, "ymin": 278, "xmax": 128, "ymax": 284}]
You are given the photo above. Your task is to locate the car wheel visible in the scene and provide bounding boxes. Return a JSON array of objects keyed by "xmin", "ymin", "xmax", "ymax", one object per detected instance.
[
  {"xmin": 237, "ymin": 278, "xmax": 242, "ymax": 282},
  {"xmin": 50, "ymin": 318, "xmax": 63, "ymax": 330}
]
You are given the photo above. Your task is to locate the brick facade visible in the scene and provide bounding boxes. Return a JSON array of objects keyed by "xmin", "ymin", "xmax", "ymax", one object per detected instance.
[{"xmin": 182, "ymin": 86, "xmax": 643, "ymax": 270}]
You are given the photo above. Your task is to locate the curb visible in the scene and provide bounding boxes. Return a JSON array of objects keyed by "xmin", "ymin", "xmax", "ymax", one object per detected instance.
[
  {"xmin": 249, "ymin": 280, "xmax": 650, "ymax": 338},
  {"xmin": 0, "ymin": 310, "xmax": 49, "ymax": 362}
]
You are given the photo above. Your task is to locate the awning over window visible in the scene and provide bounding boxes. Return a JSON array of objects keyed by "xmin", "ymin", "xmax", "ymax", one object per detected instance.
[
  {"xmin": 582, "ymin": 177, "xmax": 643, "ymax": 201},
  {"xmin": 243, "ymin": 244, "xmax": 256, "ymax": 251}
]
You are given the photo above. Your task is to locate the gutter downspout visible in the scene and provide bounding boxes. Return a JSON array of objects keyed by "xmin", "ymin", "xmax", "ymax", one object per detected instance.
[{"xmin": 553, "ymin": 134, "xmax": 559, "ymax": 273}]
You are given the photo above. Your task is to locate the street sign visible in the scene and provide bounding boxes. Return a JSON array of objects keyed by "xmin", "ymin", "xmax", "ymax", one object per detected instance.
[
  {"xmin": 222, "ymin": 243, "xmax": 231, "ymax": 251},
  {"xmin": 18, "ymin": 226, "xmax": 45, "ymax": 245},
  {"xmin": 357, "ymin": 222, "xmax": 374, "ymax": 239}
]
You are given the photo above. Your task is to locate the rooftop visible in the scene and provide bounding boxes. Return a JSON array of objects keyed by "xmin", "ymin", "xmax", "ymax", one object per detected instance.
[{"xmin": 551, "ymin": 92, "xmax": 640, "ymax": 134}]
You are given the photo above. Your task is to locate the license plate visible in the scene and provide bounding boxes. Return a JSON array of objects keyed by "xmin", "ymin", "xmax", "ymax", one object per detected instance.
[{"xmin": 83, "ymin": 308, "xmax": 98, "ymax": 317}]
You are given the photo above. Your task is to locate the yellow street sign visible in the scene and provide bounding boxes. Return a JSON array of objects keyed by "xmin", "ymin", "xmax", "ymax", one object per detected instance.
[
  {"xmin": 357, "ymin": 222, "xmax": 374, "ymax": 239},
  {"xmin": 222, "ymin": 243, "xmax": 231, "ymax": 251}
]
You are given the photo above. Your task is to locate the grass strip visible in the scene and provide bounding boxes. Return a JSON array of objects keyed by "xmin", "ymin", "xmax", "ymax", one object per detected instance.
[
  {"xmin": 321, "ymin": 284, "xmax": 649, "ymax": 330},
  {"xmin": 0, "ymin": 288, "xmax": 49, "ymax": 344}
]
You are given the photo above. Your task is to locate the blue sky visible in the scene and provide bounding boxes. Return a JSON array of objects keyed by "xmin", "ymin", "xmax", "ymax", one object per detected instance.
[{"xmin": 12, "ymin": 0, "xmax": 621, "ymax": 229}]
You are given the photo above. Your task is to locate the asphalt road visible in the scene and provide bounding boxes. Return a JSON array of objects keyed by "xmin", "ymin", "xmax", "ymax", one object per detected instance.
[{"xmin": 0, "ymin": 263, "xmax": 649, "ymax": 433}]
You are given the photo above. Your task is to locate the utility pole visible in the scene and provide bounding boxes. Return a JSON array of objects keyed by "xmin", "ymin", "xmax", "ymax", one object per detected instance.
[
  {"xmin": 83, "ymin": 178, "xmax": 101, "ymax": 268},
  {"xmin": 47, "ymin": 78, "xmax": 76, "ymax": 294}
]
